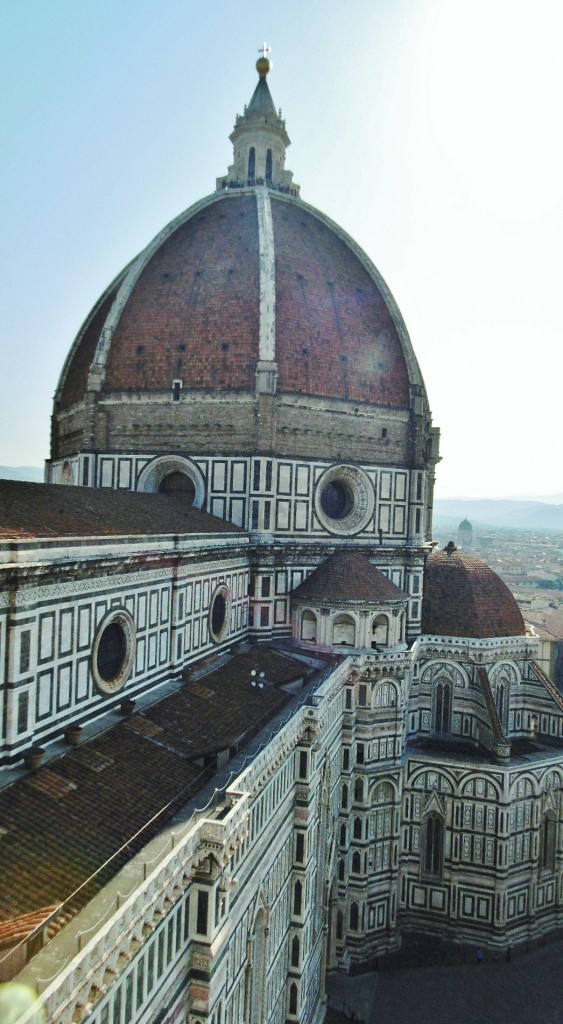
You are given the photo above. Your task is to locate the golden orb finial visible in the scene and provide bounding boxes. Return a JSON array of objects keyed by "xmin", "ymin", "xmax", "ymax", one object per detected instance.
[{"xmin": 256, "ymin": 42, "xmax": 271, "ymax": 77}]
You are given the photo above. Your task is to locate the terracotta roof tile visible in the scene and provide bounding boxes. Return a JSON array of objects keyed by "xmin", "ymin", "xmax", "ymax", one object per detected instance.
[
  {"xmin": 272, "ymin": 200, "xmax": 410, "ymax": 406},
  {"xmin": 57, "ymin": 192, "xmax": 412, "ymax": 411},
  {"xmin": 0, "ymin": 906, "xmax": 60, "ymax": 951},
  {"xmin": 422, "ymin": 545, "xmax": 526, "ymax": 639},
  {"xmin": 292, "ymin": 550, "xmax": 407, "ymax": 605},
  {"xmin": 104, "ymin": 196, "xmax": 260, "ymax": 394},
  {"xmin": 0, "ymin": 646, "xmax": 302, "ymax": 931},
  {"xmin": 0, "ymin": 480, "xmax": 242, "ymax": 540}
]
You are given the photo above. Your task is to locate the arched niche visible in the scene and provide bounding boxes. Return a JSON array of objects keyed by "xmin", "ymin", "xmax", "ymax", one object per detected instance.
[
  {"xmin": 371, "ymin": 614, "xmax": 389, "ymax": 647},
  {"xmin": 332, "ymin": 614, "xmax": 356, "ymax": 647},
  {"xmin": 61, "ymin": 460, "xmax": 74, "ymax": 485},
  {"xmin": 301, "ymin": 609, "xmax": 317, "ymax": 642}
]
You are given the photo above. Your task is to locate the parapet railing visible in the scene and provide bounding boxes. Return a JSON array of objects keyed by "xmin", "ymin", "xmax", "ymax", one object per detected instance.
[{"xmin": 218, "ymin": 177, "xmax": 299, "ymax": 196}]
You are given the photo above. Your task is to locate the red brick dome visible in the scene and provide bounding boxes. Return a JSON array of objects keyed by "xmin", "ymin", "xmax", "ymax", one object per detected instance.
[
  {"xmin": 422, "ymin": 545, "xmax": 526, "ymax": 639},
  {"xmin": 56, "ymin": 190, "xmax": 415, "ymax": 410}
]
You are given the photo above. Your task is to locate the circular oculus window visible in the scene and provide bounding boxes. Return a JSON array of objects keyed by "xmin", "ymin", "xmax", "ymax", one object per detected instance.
[
  {"xmin": 92, "ymin": 610, "xmax": 136, "ymax": 696},
  {"xmin": 209, "ymin": 584, "xmax": 232, "ymax": 644},
  {"xmin": 137, "ymin": 456, "xmax": 205, "ymax": 508},
  {"xmin": 314, "ymin": 464, "xmax": 374, "ymax": 536}
]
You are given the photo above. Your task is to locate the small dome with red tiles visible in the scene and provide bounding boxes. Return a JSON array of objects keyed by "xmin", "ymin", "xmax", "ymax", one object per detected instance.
[
  {"xmin": 422, "ymin": 544, "xmax": 526, "ymax": 639},
  {"xmin": 292, "ymin": 550, "xmax": 406, "ymax": 607}
]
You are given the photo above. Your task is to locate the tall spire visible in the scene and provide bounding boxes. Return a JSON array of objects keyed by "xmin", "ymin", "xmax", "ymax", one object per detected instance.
[{"xmin": 216, "ymin": 48, "xmax": 300, "ymax": 195}]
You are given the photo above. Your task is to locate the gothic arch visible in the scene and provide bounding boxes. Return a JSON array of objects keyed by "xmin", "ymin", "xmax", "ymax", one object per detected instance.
[
  {"xmin": 541, "ymin": 768, "xmax": 563, "ymax": 791},
  {"xmin": 372, "ymin": 679, "xmax": 398, "ymax": 708},
  {"xmin": 369, "ymin": 778, "xmax": 398, "ymax": 803},
  {"xmin": 421, "ymin": 660, "xmax": 469, "ymax": 689},
  {"xmin": 459, "ymin": 774, "xmax": 503, "ymax": 801},
  {"xmin": 508, "ymin": 773, "xmax": 539, "ymax": 799},
  {"xmin": 489, "ymin": 661, "xmax": 520, "ymax": 687},
  {"xmin": 408, "ymin": 765, "xmax": 456, "ymax": 793}
]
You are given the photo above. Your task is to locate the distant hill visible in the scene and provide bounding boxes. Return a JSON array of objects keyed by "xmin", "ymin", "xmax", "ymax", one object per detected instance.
[
  {"xmin": 434, "ymin": 499, "xmax": 563, "ymax": 531},
  {"xmin": 0, "ymin": 465, "xmax": 44, "ymax": 483}
]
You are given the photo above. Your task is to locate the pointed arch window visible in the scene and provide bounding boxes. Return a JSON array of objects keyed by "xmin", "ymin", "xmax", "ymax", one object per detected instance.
[
  {"xmin": 291, "ymin": 935, "xmax": 300, "ymax": 967},
  {"xmin": 289, "ymin": 981, "xmax": 298, "ymax": 1015},
  {"xmin": 351, "ymin": 851, "xmax": 361, "ymax": 874},
  {"xmin": 541, "ymin": 813, "xmax": 556, "ymax": 871},
  {"xmin": 349, "ymin": 902, "xmax": 359, "ymax": 930},
  {"xmin": 496, "ymin": 682, "xmax": 508, "ymax": 731},
  {"xmin": 250, "ymin": 908, "xmax": 267, "ymax": 1019},
  {"xmin": 265, "ymin": 148, "xmax": 273, "ymax": 181},
  {"xmin": 423, "ymin": 814, "xmax": 444, "ymax": 878},
  {"xmin": 354, "ymin": 778, "xmax": 364, "ymax": 803},
  {"xmin": 434, "ymin": 681, "xmax": 452, "ymax": 734},
  {"xmin": 293, "ymin": 880, "xmax": 303, "ymax": 916},
  {"xmin": 248, "ymin": 147, "xmax": 256, "ymax": 180}
]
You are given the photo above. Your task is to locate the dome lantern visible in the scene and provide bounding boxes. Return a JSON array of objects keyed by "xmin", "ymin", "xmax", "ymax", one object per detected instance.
[{"xmin": 216, "ymin": 47, "xmax": 300, "ymax": 195}]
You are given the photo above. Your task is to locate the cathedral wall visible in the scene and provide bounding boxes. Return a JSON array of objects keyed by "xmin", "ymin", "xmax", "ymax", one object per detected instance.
[
  {"xmin": 331, "ymin": 658, "xmax": 409, "ymax": 967},
  {"xmin": 0, "ymin": 543, "xmax": 249, "ymax": 765},
  {"xmin": 51, "ymin": 388, "xmax": 435, "ymax": 471},
  {"xmin": 400, "ymin": 758, "xmax": 563, "ymax": 950},
  {"xmin": 49, "ymin": 450, "xmax": 426, "ymax": 540},
  {"xmin": 48, "ymin": 448, "xmax": 431, "ymax": 643}
]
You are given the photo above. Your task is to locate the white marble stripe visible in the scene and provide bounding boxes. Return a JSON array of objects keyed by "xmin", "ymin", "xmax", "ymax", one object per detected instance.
[{"xmin": 255, "ymin": 187, "xmax": 276, "ymax": 363}]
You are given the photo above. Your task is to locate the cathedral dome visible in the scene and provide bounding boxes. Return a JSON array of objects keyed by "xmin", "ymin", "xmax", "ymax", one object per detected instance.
[
  {"xmin": 56, "ymin": 192, "xmax": 413, "ymax": 409},
  {"xmin": 50, "ymin": 62, "xmax": 434, "ymax": 470},
  {"xmin": 421, "ymin": 543, "xmax": 526, "ymax": 639}
]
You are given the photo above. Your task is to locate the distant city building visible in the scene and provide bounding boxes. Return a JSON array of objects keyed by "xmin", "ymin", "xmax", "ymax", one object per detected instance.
[
  {"xmin": 2, "ymin": 56, "xmax": 563, "ymax": 1024},
  {"xmin": 527, "ymin": 619, "xmax": 563, "ymax": 694}
]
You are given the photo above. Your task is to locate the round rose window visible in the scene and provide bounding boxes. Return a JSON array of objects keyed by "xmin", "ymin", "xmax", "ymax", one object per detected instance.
[
  {"xmin": 92, "ymin": 610, "xmax": 136, "ymax": 696},
  {"xmin": 209, "ymin": 584, "xmax": 232, "ymax": 644}
]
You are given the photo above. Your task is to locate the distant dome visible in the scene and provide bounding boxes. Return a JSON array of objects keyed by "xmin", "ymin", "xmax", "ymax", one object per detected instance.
[
  {"xmin": 458, "ymin": 518, "xmax": 472, "ymax": 531},
  {"xmin": 422, "ymin": 544, "xmax": 525, "ymax": 639}
]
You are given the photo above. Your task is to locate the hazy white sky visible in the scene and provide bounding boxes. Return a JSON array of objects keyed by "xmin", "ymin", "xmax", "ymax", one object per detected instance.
[{"xmin": 1, "ymin": 0, "xmax": 561, "ymax": 498}]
